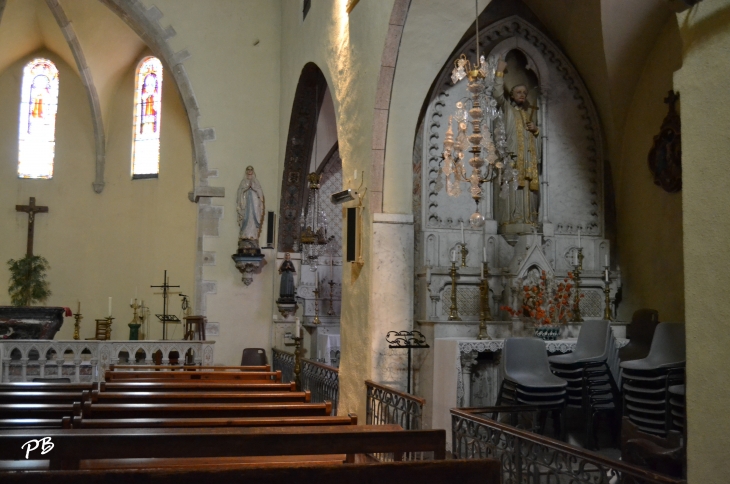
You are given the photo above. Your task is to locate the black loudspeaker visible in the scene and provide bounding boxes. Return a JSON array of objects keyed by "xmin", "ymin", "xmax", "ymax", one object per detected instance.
[
  {"xmin": 266, "ymin": 211, "xmax": 275, "ymax": 247},
  {"xmin": 346, "ymin": 207, "xmax": 357, "ymax": 262}
]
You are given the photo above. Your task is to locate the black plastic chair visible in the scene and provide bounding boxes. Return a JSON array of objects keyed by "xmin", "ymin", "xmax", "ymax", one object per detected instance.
[{"xmin": 241, "ymin": 348, "xmax": 268, "ymax": 366}]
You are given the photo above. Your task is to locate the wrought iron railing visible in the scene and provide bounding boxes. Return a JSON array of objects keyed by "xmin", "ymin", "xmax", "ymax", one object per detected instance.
[
  {"xmin": 272, "ymin": 348, "xmax": 338, "ymax": 415},
  {"xmin": 365, "ymin": 380, "xmax": 429, "ymax": 461},
  {"xmin": 366, "ymin": 379, "xmax": 425, "ymax": 430},
  {"xmin": 451, "ymin": 406, "xmax": 686, "ymax": 484},
  {"xmin": 301, "ymin": 359, "xmax": 339, "ymax": 414},
  {"xmin": 272, "ymin": 348, "xmax": 294, "ymax": 384}
]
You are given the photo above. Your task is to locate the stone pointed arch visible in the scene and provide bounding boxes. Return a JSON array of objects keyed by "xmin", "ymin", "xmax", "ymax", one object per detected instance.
[
  {"xmin": 277, "ymin": 63, "xmax": 329, "ymax": 253},
  {"xmin": 45, "ymin": 0, "xmax": 107, "ymax": 193},
  {"xmin": 97, "ymin": 0, "xmax": 224, "ymax": 315}
]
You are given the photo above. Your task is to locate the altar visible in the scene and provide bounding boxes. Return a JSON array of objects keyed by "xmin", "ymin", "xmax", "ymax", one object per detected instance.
[
  {"xmin": 428, "ymin": 334, "xmax": 628, "ymax": 449},
  {"xmin": 0, "ymin": 339, "xmax": 215, "ymax": 382}
]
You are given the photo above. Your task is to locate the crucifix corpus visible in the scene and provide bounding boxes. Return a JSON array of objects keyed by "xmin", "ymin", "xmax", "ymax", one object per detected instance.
[{"xmin": 16, "ymin": 197, "xmax": 49, "ymax": 256}]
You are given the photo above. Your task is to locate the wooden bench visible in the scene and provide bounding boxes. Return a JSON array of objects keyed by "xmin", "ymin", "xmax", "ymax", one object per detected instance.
[
  {"xmin": 0, "ymin": 403, "xmax": 75, "ymax": 420},
  {"xmin": 78, "ymin": 401, "xmax": 333, "ymax": 419},
  {"xmin": 71, "ymin": 414, "xmax": 358, "ymax": 429},
  {"xmin": 0, "ymin": 425, "xmax": 446, "ymax": 470},
  {"xmin": 0, "ymin": 459, "xmax": 500, "ymax": 484},
  {"xmin": 105, "ymin": 370, "xmax": 282, "ymax": 382},
  {"xmin": 83, "ymin": 389, "xmax": 311, "ymax": 404},
  {"xmin": 0, "ymin": 382, "xmax": 97, "ymax": 393},
  {"xmin": 0, "ymin": 391, "xmax": 84, "ymax": 404},
  {"xmin": 102, "ymin": 381, "xmax": 296, "ymax": 393},
  {"xmin": 108, "ymin": 365, "xmax": 271, "ymax": 372}
]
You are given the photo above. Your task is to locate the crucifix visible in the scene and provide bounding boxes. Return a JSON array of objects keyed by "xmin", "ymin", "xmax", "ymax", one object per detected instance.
[
  {"xmin": 151, "ymin": 270, "xmax": 181, "ymax": 340},
  {"xmin": 15, "ymin": 197, "xmax": 49, "ymax": 256}
]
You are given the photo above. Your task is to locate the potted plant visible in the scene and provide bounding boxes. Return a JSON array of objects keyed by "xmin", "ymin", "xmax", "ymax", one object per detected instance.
[
  {"xmin": 501, "ymin": 270, "xmax": 582, "ymax": 340},
  {"xmin": 2, "ymin": 254, "xmax": 64, "ymax": 339}
]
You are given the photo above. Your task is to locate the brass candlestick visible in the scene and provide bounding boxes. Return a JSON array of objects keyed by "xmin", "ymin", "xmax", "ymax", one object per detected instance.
[
  {"xmin": 460, "ymin": 244, "xmax": 468, "ymax": 267},
  {"xmin": 603, "ymin": 267, "xmax": 613, "ymax": 321},
  {"xmin": 478, "ymin": 262, "xmax": 492, "ymax": 340},
  {"xmin": 448, "ymin": 260, "xmax": 461, "ymax": 321},
  {"xmin": 285, "ymin": 335, "xmax": 303, "ymax": 391},
  {"xmin": 572, "ymin": 249, "xmax": 584, "ymax": 322},
  {"xmin": 312, "ymin": 287, "xmax": 322, "ymax": 325},
  {"xmin": 129, "ymin": 299, "xmax": 142, "ymax": 340},
  {"xmin": 73, "ymin": 312, "xmax": 83, "ymax": 340},
  {"xmin": 327, "ymin": 280, "xmax": 336, "ymax": 316},
  {"xmin": 105, "ymin": 316, "xmax": 114, "ymax": 340}
]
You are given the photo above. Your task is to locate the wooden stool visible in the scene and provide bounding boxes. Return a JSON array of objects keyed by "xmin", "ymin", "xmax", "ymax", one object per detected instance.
[{"xmin": 183, "ymin": 315, "xmax": 206, "ymax": 341}]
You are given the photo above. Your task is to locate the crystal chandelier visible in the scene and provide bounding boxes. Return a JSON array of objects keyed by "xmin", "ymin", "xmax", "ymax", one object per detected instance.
[
  {"xmin": 300, "ymin": 172, "xmax": 330, "ymax": 271},
  {"xmin": 442, "ymin": 1, "xmax": 516, "ymax": 228}
]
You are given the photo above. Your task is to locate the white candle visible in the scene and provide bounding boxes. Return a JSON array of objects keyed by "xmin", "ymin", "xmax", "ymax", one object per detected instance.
[
  {"xmin": 605, "ymin": 254, "xmax": 608, "ymax": 267},
  {"xmin": 295, "ymin": 319, "xmax": 301, "ymax": 337},
  {"xmin": 481, "ymin": 263, "xmax": 484, "ymax": 279},
  {"xmin": 577, "ymin": 228, "xmax": 581, "ymax": 248},
  {"xmin": 108, "ymin": 297, "xmax": 112, "ymax": 317},
  {"xmin": 573, "ymin": 251, "xmax": 578, "ymax": 266},
  {"xmin": 450, "ymin": 249, "xmax": 457, "ymax": 263},
  {"xmin": 130, "ymin": 298, "xmax": 133, "ymax": 306},
  {"xmin": 460, "ymin": 221, "xmax": 465, "ymax": 244},
  {"xmin": 483, "ymin": 247, "xmax": 487, "ymax": 263}
]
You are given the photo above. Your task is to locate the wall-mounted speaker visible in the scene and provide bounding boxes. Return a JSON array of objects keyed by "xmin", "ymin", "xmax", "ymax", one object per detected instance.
[{"xmin": 266, "ymin": 211, "xmax": 275, "ymax": 248}]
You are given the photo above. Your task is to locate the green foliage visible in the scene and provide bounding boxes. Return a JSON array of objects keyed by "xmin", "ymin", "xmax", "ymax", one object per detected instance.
[{"xmin": 7, "ymin": 255, "xmax": 51, "ymax": 307}]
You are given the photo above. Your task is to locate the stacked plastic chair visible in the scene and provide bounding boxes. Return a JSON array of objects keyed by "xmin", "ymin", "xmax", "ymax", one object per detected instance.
[
  {"xmin": 668, "ymin": 384, "xmax": 685, "ymax": 433},
  {"xmin": 620, "ymin": 322, "xmax": 685, "ymax": 436},
  {"xmin": 548, "ymin": 320, "xmax": 621, "ymax": 449},
  {"xmin": 619, "ymin": 309, "xmax": 660, "ymax": 362},
  {"xmin": 496, "ymin": 338, "xmax": 568, "ymax": 436}
]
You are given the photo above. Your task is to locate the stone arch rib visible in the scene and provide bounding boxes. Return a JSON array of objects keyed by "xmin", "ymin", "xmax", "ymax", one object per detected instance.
[
  {"xmin": 370, "ymin": 0, "xmax": 411, "ymax": 214},
  {"xmin": 45, "ymin": 0, "xmax": 107, "ymax": 194}
]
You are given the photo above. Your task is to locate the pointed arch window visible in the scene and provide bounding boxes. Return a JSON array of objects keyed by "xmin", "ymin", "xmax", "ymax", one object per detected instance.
[
  {"xmin": 132, "ymin": 57, "xmax": 163, "ymax": 178},
  {"xmin": 18, "ymin": 58, "xmax": 59, "ymax": 179}
]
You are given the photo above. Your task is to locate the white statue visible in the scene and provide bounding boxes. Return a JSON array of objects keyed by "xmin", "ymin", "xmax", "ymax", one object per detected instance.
[{"xmin": 236, "ymin": 166, "xmax": 265, "ymax": 252}]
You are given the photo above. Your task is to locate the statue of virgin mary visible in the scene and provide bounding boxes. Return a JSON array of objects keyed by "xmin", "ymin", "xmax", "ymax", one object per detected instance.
[{"xmin": 236, "ymin": 166, "xmax": 265, "ymax": 252}]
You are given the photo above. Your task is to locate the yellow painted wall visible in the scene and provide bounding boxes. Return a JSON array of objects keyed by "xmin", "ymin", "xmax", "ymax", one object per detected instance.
[
  {"xmin": 675, "ymin": 0, "xmax": 730, "ymax": 480},
  {"xmin": 614, "ymin": 18, "xmax": 685, "ymax": 322},
  {"xmin": 0, "ymin": 49, "xmax": 196, "ymax": 341},
  {"xmin": 141, "ymin": 0, "xmax": 282, "ymax": 365}
]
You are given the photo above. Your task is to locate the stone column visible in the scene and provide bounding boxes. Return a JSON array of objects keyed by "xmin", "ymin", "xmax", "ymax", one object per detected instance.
[
  {"xmin": 370, "ymin": 213, "xmax": 414, "ymax": 392},
  {"xmin": 460, "ymin": 350, "xmax": 479, "ymax": 407}
]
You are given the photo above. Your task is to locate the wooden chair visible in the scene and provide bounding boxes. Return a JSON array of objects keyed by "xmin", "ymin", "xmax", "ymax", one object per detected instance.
[{"xmin": 85, "ymin": 319, "xmax": 111, "ymax": 341}]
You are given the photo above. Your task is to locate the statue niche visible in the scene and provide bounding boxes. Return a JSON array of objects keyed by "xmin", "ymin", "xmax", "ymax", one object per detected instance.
[{"xmin": 494, "ymin": 49, "xmax": 541, "ymax": 232}]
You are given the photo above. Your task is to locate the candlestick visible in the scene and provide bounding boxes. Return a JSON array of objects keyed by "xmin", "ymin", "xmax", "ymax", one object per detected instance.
[
  {"xmin": 448, "ymin": 260, "xmax": 461, "ymax": 321},
  {"xmin": 73, "ymin": 306, "xmax": 83, "ymax": 341},
  {"xmin": 460, "ymin": 221, "xmax": 465, "ymax": 244},
  {"xmin": 603, "ymin": 282, "xmax": 613, "ymax": 321},
  {"xmin": 313, "ymin": 285, "xmax": 321, "ymax": 325},
  {"xmin": 460, "ymin": 243, "xmax": 468, "ymax": 268}
]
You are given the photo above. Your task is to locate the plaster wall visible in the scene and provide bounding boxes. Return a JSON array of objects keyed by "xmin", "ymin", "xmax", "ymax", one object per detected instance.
[
  {"xmin": 614, "ymin": 18, "xmax": 684, "ymax": 323},
  {"xmin": 674, "ymin": 0, "xmax": 730, "ymax": 480},
  {"xmin": 0, "ymin": 49, "xmax": 196, "ymax": 341},
  {"xmin": 278, "ymin": 0, "xmax": 394, "ymax": 418},
  {"xmin": 138, "ymin": 0, "xmax": 282, "ymax": 366}
]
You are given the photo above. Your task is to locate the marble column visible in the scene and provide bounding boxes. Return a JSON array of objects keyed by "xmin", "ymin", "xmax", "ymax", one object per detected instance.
[
  {"xmin": 370, "ymin": 213, "xmax": 414, "ymax": 392},
  {"xmin": 460, "ymin": 350, "xmax": 478, "ymax": 407}
]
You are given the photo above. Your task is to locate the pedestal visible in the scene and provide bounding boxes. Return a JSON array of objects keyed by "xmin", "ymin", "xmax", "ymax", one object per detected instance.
[{"xmin": 128, "ymin": 323, "xmax": 141, "ymax": 341}]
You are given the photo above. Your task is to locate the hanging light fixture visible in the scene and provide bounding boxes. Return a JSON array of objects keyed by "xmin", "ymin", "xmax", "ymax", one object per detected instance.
[
  {"xmin": 442, "ymin": 0, "xmax": 516, "ymax": 228},
  {"xmin": 299, "ymin": 84, "xmax": 331, "ymax": 271}
]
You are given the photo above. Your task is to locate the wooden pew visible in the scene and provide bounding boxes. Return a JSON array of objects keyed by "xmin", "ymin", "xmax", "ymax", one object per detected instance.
[
  {"xmin": 78, "ymin": 401, "xmax": 333, "ymax": 419},
  {"xmin": 71, "ymin": 414, "xmax": 358, "ymax": 429},
  {"xmin": 0, "ymin": 459, "xmax": 500, "ymax": 484},
  {"xmin": 103, "ymin": 381, "xmax": 296, "ymax": 393},
  {"xmin": 83, "ymin": 389, "xmax": 311, "ymax": 404},
  {"xmin": 109, "ymin": 365, "xmax": 271, "ymax": 372},
  {"xmin": 0, "ymin": 382, "xmax": 97, "ymax": 393},
  {"xmin": 0, "ymin": 403, "xmax": 75, "ymax": 420},
  {"xmin": 0, "ymin": 425, "xmax": 446, "ymax": 470},
  {"xmin": 0, "ymin": 391, "xmax": 84, "ymax": 404},
  {"xmin": 105, "ymin": 370, "xmax": 282, "ymax": 382}
]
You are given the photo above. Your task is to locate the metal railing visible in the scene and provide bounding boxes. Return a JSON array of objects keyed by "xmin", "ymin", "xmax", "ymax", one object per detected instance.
[
  {"xmin": 272, "ymin": 348, "xmax": 338, "ymax": 415},
  {"xmin": 451, "ymin": 406, "xmax": 686, "ymax": 484},
  {"xmin": 365, "ymin": 380, "xmax": 429, "ymax": 461},
  {"xmin": 366, "ymin": 379, "xmax": 425, "ymax": 430}
]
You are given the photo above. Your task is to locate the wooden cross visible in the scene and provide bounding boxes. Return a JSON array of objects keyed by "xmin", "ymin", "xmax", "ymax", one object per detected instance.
[{"xmin": 15, "ymin": 197, "xmax": 49, "ymax": 256}]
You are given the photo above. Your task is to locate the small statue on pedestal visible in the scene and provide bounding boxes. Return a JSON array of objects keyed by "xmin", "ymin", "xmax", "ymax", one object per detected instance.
[
  {"xmin": 232, "ymin": 166, "xmax": 266, "ymax": 285},
  {"xmin": 277, "ymin": 253, "xmax": 298, "ymax": 318}
]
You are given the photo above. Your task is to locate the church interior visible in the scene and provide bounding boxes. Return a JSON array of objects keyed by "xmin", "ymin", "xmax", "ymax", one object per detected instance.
[{"xmin": 0, "ymin": 0, "xmax": 726, "ymax": 482}]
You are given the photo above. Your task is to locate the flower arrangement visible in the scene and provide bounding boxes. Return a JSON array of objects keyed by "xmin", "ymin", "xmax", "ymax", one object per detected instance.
[{"xmin": 500, "ymin": 270, "xmax": 582, "ymax": 325}]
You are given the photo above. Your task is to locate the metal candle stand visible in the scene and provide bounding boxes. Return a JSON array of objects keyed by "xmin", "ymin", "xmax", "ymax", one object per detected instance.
[
  {"xmin": 448, "ymin": 260, "xmax": 461, "ymax": 321},
  {"xmin": 603, "ymin": 266, "xmax": 613, "ymax": 321},
  {"xmin": 478, "ymin": 262, "xmax": 492, "ymax": 340},
  {"xmin": 73, "ymin": 312, "xmax": 83, "ymax": 340},
  {"xmin": 285, "ymin": 334, "xmax": 303, "ymax": 391},
  {"xmin": 386, "ymin": 330, "xmax": 430, "ymax": 394},
  {"xmin": 572, "ymin": 248, "xmax": 584, "ymax": 322},
  {"xmin": 312, "ymin": 287, "xmax": 322, "ymax": 325}
]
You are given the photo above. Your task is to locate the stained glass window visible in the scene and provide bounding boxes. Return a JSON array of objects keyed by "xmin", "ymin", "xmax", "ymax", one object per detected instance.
[
  {"xmin": 132, "ymin": 57, "xmax": 163, "ymax": 178},
  {"xmin": 18, "ymin": 59, "xmax": 59, "ymax": 179}
]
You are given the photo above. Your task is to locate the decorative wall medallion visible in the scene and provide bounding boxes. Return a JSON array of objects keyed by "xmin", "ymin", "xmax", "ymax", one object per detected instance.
[{"xmin": 648, "ymin": 91, "xmax": 681, "ymax": 193}]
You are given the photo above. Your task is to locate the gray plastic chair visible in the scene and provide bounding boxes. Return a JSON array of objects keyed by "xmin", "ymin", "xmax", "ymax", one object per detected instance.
[
  {"xmin": 619, "ymin": 309, "xmax": 660, "ymax": 362},
  {"xmin": 241, "ymin": 348, "xmax": 268, "ymax": 366},
  {"xmin": 549, "ymin": 320, "xmax": 611, "ymax": 365},
  {"xmin": 620, "ymin": 322, "xmax": 685, "ymax": 372},
  {"xmin": 502, "ymin": 338, "xmax": 568, "ymax": 390}
]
